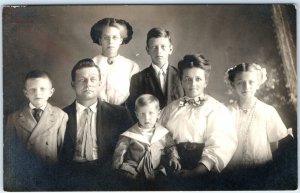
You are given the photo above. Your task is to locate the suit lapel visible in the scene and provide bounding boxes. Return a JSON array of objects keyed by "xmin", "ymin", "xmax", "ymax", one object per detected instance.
[
  {"xmin": 68, "ymin": 101, "xmax": 77, "ymax": 144},
  {"xmin": 165, "ymin": 66, "xmax": 184, "ymax": 104},
  {"xmin": 96, "ymin": 99, "xmax": 104, "ymax": 156},
  {"xmin": 17, "ymin": 105, "xmax": 37, "ymax": 133},
  {"xmin": 145, "ymin": 66, "xmax": 164, "ymax": 98},
  {"xmin": 27, "ymin": 103, "xmax": 56, "ymax": 143}
]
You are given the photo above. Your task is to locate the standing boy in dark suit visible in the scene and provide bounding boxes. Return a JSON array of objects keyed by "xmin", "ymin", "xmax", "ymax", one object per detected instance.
[
  {"xmin": 127, "ymin": 28, "xmax": 184, "ymax": 121},
  {"xmin": 59, "ymin": 58, "xmax": 133, "ymax": 190}
]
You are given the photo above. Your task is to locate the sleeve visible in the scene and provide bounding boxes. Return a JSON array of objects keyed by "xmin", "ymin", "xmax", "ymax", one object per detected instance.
[
  {"xmin": 164, "ymin": 133, "xmax": 180, "ymax": 160},
  {"xmin": 158, "ymin": 105, "xmax": 171, "ymax": 127},
  {"xmin": 130, "ymin": 62, "xmax": 140, "ymax": 77},
  {"xmin": 57, "ymin": 112, "xmax": 68, "ymax": 152},
  {"xmin": 112, "ymin": 135, "xmax": 131, "ymax": 170},
  {"xmin": 267, "ymin": 106, "xmax": 288, "ymax": 142},
  {"xmin": 126, "ymin": 75, "xmax": 140, "ymax": 122},
  {"xmin": 200, "ymin": 106, "xmax": 237, "ymax": 172},
  {"xmin": 120, "ymin": 108, "xmax": 134, "ymax": 133}
]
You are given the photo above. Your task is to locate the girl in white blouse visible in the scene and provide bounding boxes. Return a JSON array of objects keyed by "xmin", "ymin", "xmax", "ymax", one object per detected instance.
[
  {"xmin": 159, "ymin": 54, "xmax": 237, "ymax": 178},
  {"xmin": 224, "ymin": 63, "xmax": 292, "ymax": 168},
  {"xmin": 90, "ymin": 18, "xmax": 139, "ymax": 105}
]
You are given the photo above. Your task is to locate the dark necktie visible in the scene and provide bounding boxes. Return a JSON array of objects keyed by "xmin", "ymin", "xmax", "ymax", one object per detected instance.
[{"xmin": 33, "ymin": 108, "xmax": 43, "ymax": 122}]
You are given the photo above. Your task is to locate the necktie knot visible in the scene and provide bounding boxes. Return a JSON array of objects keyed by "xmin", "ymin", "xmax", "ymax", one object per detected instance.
[
  {"xmin": 179, "ymin": 96, "xmax": 206, "ymax": 107},
  {"xmin": 33, "ymin": 108, "xmax": 43, "ymax": 122},
  {"xmin": 84, "ymin": 107, "xmax": 92, "ymax": 115}
]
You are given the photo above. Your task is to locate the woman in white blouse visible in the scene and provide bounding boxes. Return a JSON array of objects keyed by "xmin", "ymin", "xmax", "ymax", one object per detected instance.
[
  {"xmin": 90, "ymin": 18, "xmax": 139, "ymax": 105},
  {"xmin": 159, "ymin": 54, "xmax": 237, "ymax": 178}
]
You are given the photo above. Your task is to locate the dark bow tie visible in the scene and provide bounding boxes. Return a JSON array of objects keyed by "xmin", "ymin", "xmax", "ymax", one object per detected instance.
[{"xmin": 179, "ymin": 96, "xmax": 206, "ymax": 107}]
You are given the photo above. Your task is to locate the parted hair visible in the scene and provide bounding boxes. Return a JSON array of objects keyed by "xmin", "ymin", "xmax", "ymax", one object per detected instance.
[
  {"xmin": 24, "ymin": 70, "xmax": 53, "ymax": 86},
  {"xmin": 135, "ymin": 94, "xmax": 160, "ymax": 111},
  {"xmin": 90, "ymin": 17, "xmax": 133, "ymax": 45},
  {"xmin": 178, "ymin": 53, "xmax": 211, "ymax": 82},
  {"xmin": 146, "ymin": 27, "xmax": 172, "ymax": 47},
  {"xmin": 71, "ymin": 58, "xmax": 101, "ymax": 81},
  {"xmin": 225, "ymin": 62, "xmax": 267, "ymax": 87}
]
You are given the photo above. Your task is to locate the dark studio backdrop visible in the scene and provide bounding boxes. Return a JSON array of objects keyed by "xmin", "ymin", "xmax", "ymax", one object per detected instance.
[{"xmin": 3, "ymin": 4, "xmax": 297, "ymax": 190}]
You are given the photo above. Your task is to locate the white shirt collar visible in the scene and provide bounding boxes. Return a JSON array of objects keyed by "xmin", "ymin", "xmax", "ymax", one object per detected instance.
[
  {"xmin": 76, "ymin": 101, "xmax": 98, "ymax": 113},
  {"xmin": 29, "ymin": 102, "xmax": 47, "ymax": 111},
  {"xmin": 151, "ymin": 63, "xmax": 169, "ymax": 75}
]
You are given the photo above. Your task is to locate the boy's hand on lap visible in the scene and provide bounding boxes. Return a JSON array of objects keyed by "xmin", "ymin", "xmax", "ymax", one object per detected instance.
[{"xmin": 169, "ymin": 157, "xmax": 181, "ymax": 172}]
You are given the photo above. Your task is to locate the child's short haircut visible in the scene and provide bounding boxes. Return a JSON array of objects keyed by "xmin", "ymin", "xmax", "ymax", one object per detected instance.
[
  {"xmin": 24, "ymin": 70, "xmax": 53, "ymax": 86},
  {"xmin": 146, "ymin": 28, "xmax": 172, "ymax": 47},
  {"xmin": 71, "ymin": 58, "xmax": 101, "ymax": 81},
  {"xmin": 135, "ymin": 94, "xmax": 160, "ymax": 111}
]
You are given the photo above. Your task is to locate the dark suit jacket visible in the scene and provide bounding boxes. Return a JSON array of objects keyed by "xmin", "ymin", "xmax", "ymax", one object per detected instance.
[
  {"xmin": 59, "ymin": 99, "xmax": 133, "ymax": 166},
  {"xmin": 127, "ymin": 65, "xmax": 184, "ymax": 121}
]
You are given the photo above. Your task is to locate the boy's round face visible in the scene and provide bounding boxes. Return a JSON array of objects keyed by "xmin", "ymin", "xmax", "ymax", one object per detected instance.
[
  {"xmin": 181, "ymin": 67, "xmax": 207, "ymax": 98},
  {"xmin": 24, "ymin": 77, "xmax": 54, "ymax": 108},
  {"xmin": 72, "ymin": 67, "xmax": 101, "ymax": 102},
  {"xmin": 136, "ymin": 103, "xmax": 160, "ymax": 129},
  {"xmin": 147, "ymin": 37, "xmax": 173, "ymax": 68},
  {"xmin": 100, "ymin": 26, "xmax": 123, "ymax": 56},
  {"xmin": 233, "ymin": 71, "xmax": 259, "ymax": 99}
]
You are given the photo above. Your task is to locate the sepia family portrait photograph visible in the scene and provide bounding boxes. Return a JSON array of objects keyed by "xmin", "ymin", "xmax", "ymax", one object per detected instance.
[{"xmin": 2, "ymin": 4, "xmax": 297, "ymax": 191}]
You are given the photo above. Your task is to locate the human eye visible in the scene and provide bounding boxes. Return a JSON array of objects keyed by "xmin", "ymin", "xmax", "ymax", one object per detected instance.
[
  {"xmin": 102, "ymin": 36, "xmax": 109, "ymax": 41},
  {"xmin": 149, "ymin": 46, "xmax": 157, "ymax": 50},
  {"xmin": 112, "ymin": 36, "xmax": 120, "ymax": 40},
  {"xmin": 161, "ymin": 45, "xmax": 167, "ymax": 50},
  {"xmin": 184, "ymin": 77, "xmax": 192, "ymax": 82},
  {"xmin": 195, "ymin": 77, "xmax": 202, "ymax": 81},
  {"xmin": 91, "ymin": 77, "xmax": 98, "ymax": 82},
  {"xmin": 236, "ymin": 81, "xmax": 243, "ymax": 86},
  {"xmin": 77, "ymin": 78, "xmax": 85, "ymax": 82},
  {"xmin": 28, "ymin": 88, "xmax": 36, "ymax": 93}
]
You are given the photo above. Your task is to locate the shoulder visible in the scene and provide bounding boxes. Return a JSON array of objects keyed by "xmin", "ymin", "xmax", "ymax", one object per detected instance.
[
  {"xmin": 131, "ymin": 66, "xmax": 151, "ymax": 79},
  {"xmin": 63, "ymin": 101, "xmax": 76, "ymax": 114},
  {"xmin": 204, "ymin": 95, "xmax": 229, "ymax": 114},
  {"xmin": 92, "ymin": 54, "xmax": 104, "ymax": 64},
  {"xmin": 48, "ymin": 103, "xmax": 68, "ymax": 117},
  {"xmin": 163, "ymin": 98, "xmax": 181, "ymax": 112},
  {"xmin": 123, "ymin": 123, "xmax": 139, "ymax": 133},
  {"xmin": 8, "ymin": 108, "xmax": 24, "ymax": 120},
  {"xmin": 118, "ymin": 55, "xmax": 138, "ymax": 66},
  {"xmin": 168, "ymin": 65, "xmax": 179, "ymax": 73},
  {"xmin": 100, "ymin": 101, "xmax": 129, "ymax": 115},
  {"xmin": 226, "ymin": 100, "xmax": 238, "ymax": 112},
  {"xmin": 255, "ymin": 99, "xmax": 278, "ymax": 114}
]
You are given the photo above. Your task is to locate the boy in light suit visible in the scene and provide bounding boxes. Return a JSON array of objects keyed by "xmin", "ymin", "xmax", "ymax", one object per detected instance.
[
  {"xmin": 127, "ymin": 28, "xmax": 184, "ymax": 121},
  {"xmin": 4, "ymin": 70, "xmax": 68, "ymax": 190},
  {"xmin": 5, "ymin": 70, "xmax": 68, "ymax": 163}
]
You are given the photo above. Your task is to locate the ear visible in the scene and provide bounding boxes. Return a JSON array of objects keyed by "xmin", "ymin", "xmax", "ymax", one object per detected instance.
[
  {"xmin": 49, "ymin": 88, "xmax": 55, "ymax": 97},
  {"xmin": 23, "ymin": 88, "xmax": 29, "ymax": 98},
  {"xmin": 230, "ymin": 82, "xmax": 235, "ymax": 89},
  {"xmin": 98, "ymin": 38, "xmax": 102, "ymax": 46},
  {"xmin": 169, "ymin": 44, "xmax": 173, "ymax": 54},
  {"xmin": 157, "ymin": 110, "xmax": 161, "ymax": 118},
  {"xmin": 71, "ymin": 81, "xmax": 75, "ymax": 89},
  {"xmin": 146, "ymin": 46, "xmax": 150, "ymax": 55}
]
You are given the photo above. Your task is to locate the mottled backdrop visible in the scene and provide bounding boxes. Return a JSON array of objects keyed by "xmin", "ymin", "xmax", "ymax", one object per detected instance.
[{"xmin": 3, "ymin": 5, "xmax": 296, "ymax": 138}]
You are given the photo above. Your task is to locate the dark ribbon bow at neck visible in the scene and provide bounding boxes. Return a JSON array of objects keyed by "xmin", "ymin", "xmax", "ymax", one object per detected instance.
[{"xmin": 179, "ymin": 96, "xmax": 206, "ymax": 107}]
